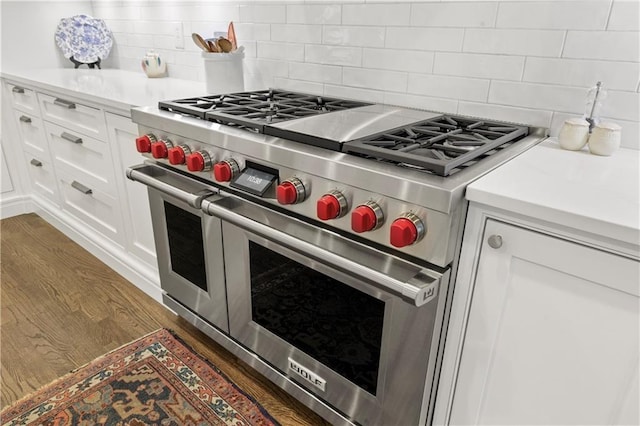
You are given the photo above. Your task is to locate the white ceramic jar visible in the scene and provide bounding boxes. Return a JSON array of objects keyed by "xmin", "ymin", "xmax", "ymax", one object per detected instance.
[
  {"xmin": 588, "ymin": 122, "xmax": 621, "ymax": 156},
  {"xmin": 558, "ymin": 118, "xmax": 590, "ymax": 151},
  {"xmin": 141, "ymin": 50, "xmax": 167, "ymax": 78}
]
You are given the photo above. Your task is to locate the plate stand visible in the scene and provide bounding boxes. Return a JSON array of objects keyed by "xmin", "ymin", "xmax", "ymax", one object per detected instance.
[{"xmin": 70, "ymin": 56, "xmax": 101, "ymax": 69}]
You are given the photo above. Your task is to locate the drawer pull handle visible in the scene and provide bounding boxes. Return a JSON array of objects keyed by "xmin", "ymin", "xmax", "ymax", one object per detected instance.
[
  {"xmin": 30, "ymin": 159, "xmax": 43, "ymax": 167},
  {"xmin": 19, "ymin": 115, "xmax": 32, "ymax": 123},
  {"xmin": 61, "ymin": 132, "xmax": 82, "ymax": 144},
  {"xmin": 12, "ymin": 86, "xmax": 25, "ymax": 94},
  {"xmin": 53, "ymin": 98, "xmax": 76, "ymax": 109},
  {"xmin": 71, "ymin": 180, "xmax": 92, "ymax": 195}
]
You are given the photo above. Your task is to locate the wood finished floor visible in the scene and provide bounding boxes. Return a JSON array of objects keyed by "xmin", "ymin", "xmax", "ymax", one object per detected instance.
[{"xmin": 0, "ymin": 213, "xmax": 330, "ymax": 425}]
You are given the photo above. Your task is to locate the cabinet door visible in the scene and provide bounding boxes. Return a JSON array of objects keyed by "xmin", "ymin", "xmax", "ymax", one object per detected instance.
[
  {"xmin": 1, "ymin": 145, "xmax": 14, "ymax": 193},
  {"xmin": 451, "ymin": 219, "xmax": 639, "ymax": 425},
  {"xmin": 106, "ymin": 112, "xmax": 156, "ymax": 267}
]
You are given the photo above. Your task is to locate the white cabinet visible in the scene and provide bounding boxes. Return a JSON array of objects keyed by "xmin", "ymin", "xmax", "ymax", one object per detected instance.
[
  {"xmin": 107, "ymin": 112, "xmax": 156, "ymax": 267},
  {"xmin": 1, "ymin": 76, "xmax": 160, "ymax": 301},
  {"xmin": 436, "ymin": 206, "xmax": 639, "ymax": 426}
]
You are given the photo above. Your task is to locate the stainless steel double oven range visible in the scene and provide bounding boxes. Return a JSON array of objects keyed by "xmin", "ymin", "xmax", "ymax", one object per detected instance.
[{"xmin": 127, "ymin": 90, "xmax": 547, "ymax": 426}]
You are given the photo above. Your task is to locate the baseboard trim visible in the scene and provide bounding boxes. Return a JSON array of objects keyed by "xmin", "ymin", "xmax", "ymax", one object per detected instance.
[
  {"xmin": 1, "ymin": 194, "xmax": 33, "ymax": 219},
  {"xmin": 29, "ymin": 195, "xmax": 163, "ymax": 304}
]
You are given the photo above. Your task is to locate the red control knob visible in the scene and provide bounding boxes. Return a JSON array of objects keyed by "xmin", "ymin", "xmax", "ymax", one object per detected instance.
[
  {"xmin": 168, "ymin": 146, "xmax": 186, "ymax": 165},
  {"xmin": 135, "ymin": 134, "xmax": 155, "ymax": 153},
  {"xmin": 351, "ymin": 204, "xmax": 379, "ymax": 233},
  {"xmin": 277, "ymin": 182, "xmax": 298, "ymax": 205},
  {"xmin": 186, "ymin": 152, "xmax": 205, "ymax": 172},
  {"xmin": 214, "ymin": 162, "xmax": 233, "ymax": 182},
  {"xmin": 317, "ymin": 191, "xmax": 346, "ymax": 220},
  {"xmin": 151, "ymin": 141, "xmax": 170, "ymax": 158},
  {"xmin": 276, "ymin": 178, "xmax": 305, "ymax": 205},
  {"xmin": 390, "ymin": 215, "xmax": 425, "ymax": 248}
]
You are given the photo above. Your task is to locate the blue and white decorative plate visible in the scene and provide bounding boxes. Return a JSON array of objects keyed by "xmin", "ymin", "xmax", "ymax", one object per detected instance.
[{"xmin": 55, "ymin": 14, "xmax": 113, "ymax": 64}]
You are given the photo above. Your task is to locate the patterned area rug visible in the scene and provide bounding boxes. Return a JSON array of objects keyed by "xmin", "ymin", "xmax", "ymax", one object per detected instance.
[{"xmin": 1, "ymin": 329, "xmax": 279, "ymax": 426}]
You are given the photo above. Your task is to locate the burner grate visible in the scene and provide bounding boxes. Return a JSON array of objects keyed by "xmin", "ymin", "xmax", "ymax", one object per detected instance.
[
  {"xmin": 343, "ymin": 116, "xmax": 529, "ymax": 176},
  {"xmin": 159, "ymin": 89, "xmax": 371, "ymax": 131}
]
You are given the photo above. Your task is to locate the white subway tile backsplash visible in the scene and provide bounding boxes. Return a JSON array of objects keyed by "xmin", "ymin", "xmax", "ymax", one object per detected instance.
[
  {"xmin": 103, "ymin": 20, "xmax": 134, "ymax": 34},
  {"xmin": 433, "ymin": 52, "xmax": 524, "ymax": 81},
  {"xmin": 325, "ymin": 85, "xmax": 385, "ymax": 104},
  {"xmin": 563, "ymin": 31, "xmax": 640, "ymax": 61},
  {"xmin": 244, "ymin": 58, "xmax": 289, "ymax": 90},
  {"xmin": 92, "ymin": 4, "xmax": 141, "ymax": 21},
  {"xmin": 167, "ymin": 64, "xmax": 200, "ymax": 81},
  {"xmin": 239, "ymin": 4, "xmax": 286, "ymax": 24},
  {"xmin": 305, "ymin": 45, "xmax": 363, "ymax": 67},
  {"xmin": 496, "ymin": 1, "xmax": 610, "ymax": 30},
  {"xmin": 286, "ymin": 4, "xmax": 341, "ymax": 25},
  {"xmin": 257, "ymin": 42, "xmax": 305, "ymax": 61},
  {"xmin": 232, "ymin": 23, "xmax": 271, "ymax": 42},
  {"xmin": 271, "ymin": 25, "xmax": 322, "ymax": 44},
  {"xmin": 600, "ymin": 90, "xmax": 640, "ymax": 122},
  {"xmin": 363, "ymin": 48, "xmax": 433, "ymax": 73},
  {"xmin": 273, "ymin": 78, "xmax": 324, "ymax": 95},
  {"xmin": 464, "ymin": 29, "xmax": 565, "ymax": 56},
  {"xmin": 523, "ymin": 57, "xmax": 640, "ymax": 91},
  {"xmin": 408, "ymin": 74, "xmax": 490, "ymax": 102},
  {"xmin": 410, "ymin": 2, "xmax": 498, "ymax": 28},
  {"xmin": 343, "ymin": 67, "xmax": 408, "ymax": 92},
  {"xmin": 458, "ymin": 101, "xmax": 553, "ymax": 127},
  {"xmin": 386, "ymin": 27, "xmax": 465, "ymax": 51},
  {"xmin": 343, "ymin": 3, "xmax": 411, "ymax": 26},
  {"xmin": 173, "ymin": 51, "xmax": 202, "ymax": 68},
  {"xmin": 133, "ymin": 21, "xmax": 176, "ymax": 36},
  {"xmin": 180, "ymin": 4, "xmax": 239, "ymax": 23},
  {"xmin": 153, "ymin": 35, "xmax": 177, "ymax": 51},
  {"xmin": 289, "ymin": 62, "xmax": 342, "ymax": 84},
  {"xmin": 608, "ymin": 1, "xmax": 640, "ymax": 31},
  {"xmin": 384, "ymin": 92, "xmax": 459, "ymax": 114},
  {"xmin": 489, "ymin": 81, "xmax": 586, "ymax": 113},
  {"xmin": 323, "ymin": 26, "xmax": 385, "ymax": 48}
]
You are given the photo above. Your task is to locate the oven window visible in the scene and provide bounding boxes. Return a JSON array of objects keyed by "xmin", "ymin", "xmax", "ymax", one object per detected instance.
[
  {"xmin": 249, "ymin": 241, "xmax": 384, "ymax": 395},
  {"xmin": 164, "ymin": 201, "xmax": 207, "ymax": 291}
]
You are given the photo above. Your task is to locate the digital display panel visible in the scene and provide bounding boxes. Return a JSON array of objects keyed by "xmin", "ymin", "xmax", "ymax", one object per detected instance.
[{"xmin": 230, "ymin": 167, "xmax": 277, "ymax": 196}]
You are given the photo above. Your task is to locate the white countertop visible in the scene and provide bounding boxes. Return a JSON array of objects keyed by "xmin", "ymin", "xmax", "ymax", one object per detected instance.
[
  {"xmin": 1, "ymin": 68, "xmax": 206, "ymax": 114},
  {"xmin": 467, "ymin": 138, "xmax": 640, "ymax": 252}
]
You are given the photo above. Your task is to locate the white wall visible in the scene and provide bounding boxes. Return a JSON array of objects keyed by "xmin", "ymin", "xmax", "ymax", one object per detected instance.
[{"xmin": 0, "ymin": 1, "xmax": 93, "ymax": 72}]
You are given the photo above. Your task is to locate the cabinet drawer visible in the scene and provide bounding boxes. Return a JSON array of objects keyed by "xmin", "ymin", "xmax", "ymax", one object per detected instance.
[
  {"xmin": 13, "ymin": 110, "xmax": 48, "ymax": 156},
  {"xmin": 45, "ymin": 121, "xmax": 115, "ymax": 194},
  {"xmin": 57, "ymin": 167, "xmax": 125, "ymax": 247},
  {"xmin": 38, "ymin": 93, "xmax": 107, "ymax": 140},
  {"xmin": 4, "ymin": 81, "xmax": 39, "ymax": 114},
  {"xmin": 23, "ymin": 151, "xmax": 60, "ymax": 206}
]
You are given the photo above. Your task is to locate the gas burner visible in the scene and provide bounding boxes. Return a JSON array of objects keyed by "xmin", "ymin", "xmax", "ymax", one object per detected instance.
[
  {"xmin": 159, "ymin": 89, "xmax": 372, "ymax": 132},
  {"xmin": 343, "ymin": 116, "xmax": 529, "ymax": 176}
]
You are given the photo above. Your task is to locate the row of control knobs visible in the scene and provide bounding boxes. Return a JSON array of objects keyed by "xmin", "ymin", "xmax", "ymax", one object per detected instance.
[{"xmin": 136, "ymin": 134, "xmax": 425, "ymax": 247}]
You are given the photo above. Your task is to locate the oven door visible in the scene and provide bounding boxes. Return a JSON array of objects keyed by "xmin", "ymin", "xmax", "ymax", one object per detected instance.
[
  {"xmin": 127, "ymin": 163, "xmax": 229, "ymax": 333},
  {"xmin": 202, "ymin": 193, "xmax": 449, "ymax": 426}
]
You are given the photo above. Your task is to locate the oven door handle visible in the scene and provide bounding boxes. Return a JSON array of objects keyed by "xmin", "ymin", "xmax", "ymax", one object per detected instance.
[
  {"xmin": 201, "ymin": 195, "xmax": 442, "ymax": 307},
  {"xmin": 126, "ymin": 163, "xmax": 216, "ymax": 209}
]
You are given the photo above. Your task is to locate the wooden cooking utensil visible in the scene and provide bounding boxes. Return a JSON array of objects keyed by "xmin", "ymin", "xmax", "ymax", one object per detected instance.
[
  {"xmin": 217, "ymin": 37, "xmax": 233, "ymax": 53},
  {"xmin": 207, "ymin": 40, "xmax": 220, "ymax": 53},
  {"xmin": 192, "ymin": 33, "xmax": 209, "ymax": 52},
  {"xmin": 227, "ymin": 21, "xmax": 237, "ymax": 50}
]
